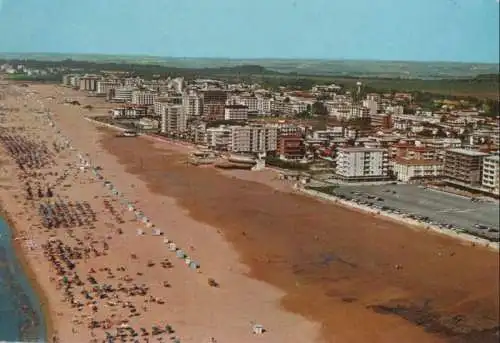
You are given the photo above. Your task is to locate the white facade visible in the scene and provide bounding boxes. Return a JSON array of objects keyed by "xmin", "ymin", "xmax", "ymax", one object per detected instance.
[
  {"xmin": 229, "ymin": 125, "xmax": 278, "ymax": 153},
  {"xmin": 482, "ymin": 154, "xmax": 500, "ymax": 194},
  {"xmin": 229, "ymin": 126, "xmax": 252, "ymax": 152},
  {"xmin": 257, "ymin": 96, "xmax": 272, "ymax": 115},
  {"xmin": 160, "ymin": 105, "xmax": 187, "ymax": 134},
  {"xmin": 97, "ymin": 80, "xmax": 120, "ymax": 95},
  {"xmin": 182, "ymin": 93, "xmax": 203, "ymax": 118},
  {"xmin": 238, "ymin": 96, "xmax": 259, "ymax": 112},
  {"xmin": 206, "ymin": 126, "xmax": 231, "ymax": 150},
  {"xmin": 336, "ymin": 148, "xmax": 389, "ymax": 179},
  {"xmin": 132, "ymin": 90, "xmax": 157, "ymax": 106},
  {"xmin": 114, "ymin": 87, "xmax": 135, "ymax": 102},
  {"xmin": 362, "ymin": 99, "xmax": 378, "ymax": 116},
  {"xmin": 224, "ymin": 105, "xmax": 249, "ymax": 121},
  {"xmin": 393, "ymin": 159, "xmax": 443, "ymax": 182}
]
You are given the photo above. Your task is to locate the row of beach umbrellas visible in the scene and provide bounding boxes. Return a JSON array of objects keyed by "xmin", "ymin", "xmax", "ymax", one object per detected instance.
[{"xmin": 38, "ymin": 108, "xmax": 201, "ymax": 272}]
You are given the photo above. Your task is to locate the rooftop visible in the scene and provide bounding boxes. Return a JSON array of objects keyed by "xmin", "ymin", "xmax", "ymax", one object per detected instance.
[
  {"xmin": 447, "ymin": 148, "xmax": 489, "ymax": 157},
  {"xmin": 394, "ymin": 158, "xmax": 442, "ymax": 166}
]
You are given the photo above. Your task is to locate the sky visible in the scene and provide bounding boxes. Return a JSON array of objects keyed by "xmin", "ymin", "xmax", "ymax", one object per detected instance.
[{"xmin": 0, "ymin": 0, "xmax": 498, "ymax": 63}]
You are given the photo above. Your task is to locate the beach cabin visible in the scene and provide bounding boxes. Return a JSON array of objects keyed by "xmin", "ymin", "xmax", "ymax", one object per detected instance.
[
  {"xmin": 176, "ymin": 250, "xmax": 185, "ymax": 259},
  {"xmin": 168, "ymin": 242, "xmax": 177, "ymax": 251},
  {"xmin": 252, "ymin": 324, "xmax": 265, "ymax": 335},
  {"xmin": 189, "ymin": 261, "xmax": 199, "ymax": 270},
  {"xmin": 152, "ymin": 229, "xmax": 162, "ymax": 236}
]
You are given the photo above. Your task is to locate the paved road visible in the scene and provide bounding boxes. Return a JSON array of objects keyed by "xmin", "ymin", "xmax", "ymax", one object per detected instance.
[{"xmin": 333, "ymin": 184, "xmax": 500, "ymax": 237}]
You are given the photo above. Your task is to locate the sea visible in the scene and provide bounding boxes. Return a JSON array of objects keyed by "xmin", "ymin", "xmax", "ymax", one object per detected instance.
[{"xmin": 0, "ymin": 217, "xmax": 46, "ymax": 342}]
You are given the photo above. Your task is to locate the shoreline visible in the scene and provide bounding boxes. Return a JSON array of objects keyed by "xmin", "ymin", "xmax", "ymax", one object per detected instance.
[
  {"xmin": 0, "ymin": 83, "xmax": 323, "ymax": 342},
  {"xmin": 98, "ymin": 131, "xmax": 499, "ymax": 342},
  {"xmin": 86, "ymin": 116, "xmax": 499, "ymax": 251},
  {"xmin": 0, "ymin": 203, "xmax": 54, "ymax": 343},
  {"xmin": 1, "ymin": 82, "xmax": 496, "ymax": 342}
]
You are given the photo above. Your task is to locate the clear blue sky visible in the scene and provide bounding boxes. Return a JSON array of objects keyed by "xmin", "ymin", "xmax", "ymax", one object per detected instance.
[{"xmin": 0, "ymin": 0, "xmax": 498, "ymax": 63}]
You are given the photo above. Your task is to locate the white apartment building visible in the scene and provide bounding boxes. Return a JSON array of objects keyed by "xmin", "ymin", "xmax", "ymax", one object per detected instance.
[
  {"xmin": 336, "ymin": 147, "xmax": 389, "ymax": 181},
  {"xmin": 229, "ymin": 126, "xmax": 252, "ymax": 152},
  {"xmin": 224, "ymin": 104, "xmax": 249, "ymax": 120},
  {"xmin": 69, "ymin": 75, "xmax": 81, "ymax": 88},
  {"xmin": 386, "ymin": 105, "xmax": 404, "ymax": 115},
  {"xmin": 227, "ymin": 125, "xmax": 278, "ymax": 153},
  {"xmin": 392, "ymin": 159, "xmax": 443, "ymax": 182},
  {"xmin": 362, "ymin": 99, "xmax": 378, "ymax": 116},
  {"xmin": 114, "ymin": 87, "xmax": 135, "ymax": 102},
  {"xmin": 182, "ymin": 93, "xmax": 203, "ymax": 118},
  {"xmin": 160, "ymin": 104, "xmax": 187, "ymax": 134},
  {"xmin": 257, "ymin": 96, "xmax": 272, "ymax": 115},
  {"xmin": 482, "ymin": 154, "xmax": 500, "ymax": 194},
  {"xmin": 206, "ymin": 126, "xmax": 232, "ymax": 150},
  {"xmin": 97, "ymin": 80, "xmax": 121, "ymax": 95},
  {"xmin": 132, "ymin": 90, "xmax": 157, "ymax": 106},
  {"xmin": 79, "ymin": 75, "xmax": 100, "ymax": 91},
  {"xmin": 238, "ymin": 95, "xmax": 259, "ymax": 112}
]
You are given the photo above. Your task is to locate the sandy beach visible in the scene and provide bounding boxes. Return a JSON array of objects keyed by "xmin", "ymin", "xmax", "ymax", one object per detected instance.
[
  {"xmin": 0, "ymin": 82, "xmax": 498, "ymax": 343},
  {"xmin": 0, "ymin": 83, "xmax": 320, "ymax": 342}
]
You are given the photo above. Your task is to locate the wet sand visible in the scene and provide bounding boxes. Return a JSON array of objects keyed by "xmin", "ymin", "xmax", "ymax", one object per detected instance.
[
  {"xmin": 0, "ymin": 207, "xmax": 53, "ymax": 342},
  {"xmin": 100, "ymin": 128, "xmax": 500, "ymax": 343}
]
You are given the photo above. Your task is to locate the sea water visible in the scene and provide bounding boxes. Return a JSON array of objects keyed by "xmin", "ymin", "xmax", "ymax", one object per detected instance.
[{"xmin": 0, "ymin": 217, "xmax": 46, "ymax": 342}]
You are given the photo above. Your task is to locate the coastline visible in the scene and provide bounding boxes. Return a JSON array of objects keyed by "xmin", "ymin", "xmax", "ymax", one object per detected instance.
[
  {"xmin": 98, "ymin": 130, "xmax": 499, "ymax": 342},
  {"xmin": 0, "ymin": 82, "xmax": 323, "ymax": 342},
  {"xmin": 0, "ymin": 82, "xmax": 496, "ymax": 342},
  {"xmin": 86, "ymin": 116, "xmax": 499, "ymax": 251},
  {"xmin": 0, "ymin": 203, "xmax": 53, "ymax": 343}
]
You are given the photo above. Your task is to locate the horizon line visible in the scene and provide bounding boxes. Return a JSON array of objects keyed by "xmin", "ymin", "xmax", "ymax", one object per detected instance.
[{"xmin": 0, "ymin": 51, "xmax": 498, "ymax": 65}]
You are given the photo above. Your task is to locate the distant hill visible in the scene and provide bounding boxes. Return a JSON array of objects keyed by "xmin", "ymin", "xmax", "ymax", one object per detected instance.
[{"xmin": 0, "ymin": 52, "xmax": 498, "ymax": 80}]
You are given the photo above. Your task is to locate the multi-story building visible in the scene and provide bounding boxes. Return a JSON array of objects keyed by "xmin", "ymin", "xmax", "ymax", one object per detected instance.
[
  {"xmin": 444, "ymin": 148, "xmax": 488, "ymax": 186},
  {"xmin": 160, "ymin": 104, "xmax": 187, "ymax": 134},
  {"xmin": 229, "ymin": 126, "xmax": 252, "ymax": 152},
  {"xmin": 371, "ymin": 114, "xmax": 393, "ymax": 129},
  {"xmin": 482, "ymin": 154, "xmax": 500, "ymax": 195},
  {"xmin": 390, "ymin": 143, "xmax": 438, "ymax": 160},
  {"xmin": 278, "ymin": 135, "xmax": 305, "ymax": 160},
  {"xmin": 97, "ymin": 80, "xmax": 121, "ymax": 95},
  {"xmin": 206, "ymin": 126, "xmax": 231, "ymax": 150},
  {"xmin": 335, "ymin": 147, "xmax": 389, "ymax": 181},
  {"xmin": 62, "ymin": 74, "xmax": 76, "ymax": 86},
  {"xmin": 392, "ymin": 158, "xmax": 443, "ymax": 182},
  {"xmin": 79, "ymin": 75, "xmax": 100, "ymax": 91},
  {"xmin": 235, "ymin": 95, "xmax": 258, "ymax": 112},
  {"xmin": 182, "ymin": 93, "xmax": 203, "ymax": 118},
  {"xmin": 114, "ymin": 87, "xmax": 135, "ymax": 102},
  {"xmin": 69, "ymin": 75, "xmax": 81, "ymax": 88},
  {"xmin": 226, "ymin": 125, "xmax": 278, "ymax": 153},
  {"xmin": 224, "ymin": 104, "xmax": 249, "ymax": 121},
  {"xmin": 131, "ymin": 90, "xmax": 157, "ymax": 106},
  {"xmin": 362, "ymin": 99, "xmax": 378, "ymax": 116},
  {"xmin": 257, "ymin": 96, "xmax": 272, "ymax": 115},
  {"xmin": 202, "ymin": 90, "xmax": 227, "ymax": 120}
]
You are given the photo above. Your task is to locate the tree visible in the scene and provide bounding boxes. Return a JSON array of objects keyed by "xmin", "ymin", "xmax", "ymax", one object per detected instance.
[{"xmin": 312, "ymin": 101, "xmax": 328, "ymax": 116}]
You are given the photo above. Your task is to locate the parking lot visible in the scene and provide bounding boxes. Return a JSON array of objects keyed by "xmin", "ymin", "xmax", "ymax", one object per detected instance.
[{"xmin": 331, "ymin": 184, "xmax": 500, "ymax": 241}]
